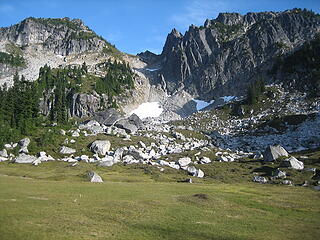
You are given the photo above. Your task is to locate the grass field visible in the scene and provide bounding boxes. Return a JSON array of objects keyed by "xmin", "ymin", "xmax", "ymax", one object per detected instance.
[{"xmin": 0, "ymin": 162, "xmax": 319, "ymax": 240}]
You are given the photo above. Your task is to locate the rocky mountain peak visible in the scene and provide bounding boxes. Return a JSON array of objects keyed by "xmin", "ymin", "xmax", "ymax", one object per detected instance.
[
  {"xmin": 170, "ymin": 28, "xmax": 183, "ymax": 38},
  {"xmin": 156, "ymin": 8, "xmax": 320, "ymax": 99},
  {"xmin": 0, "ymin": 17, "xmax": 107, "ymax": 56},
  {"xmin": 215, "ymin": 12, "xmax": 243, "ymax": 25}
]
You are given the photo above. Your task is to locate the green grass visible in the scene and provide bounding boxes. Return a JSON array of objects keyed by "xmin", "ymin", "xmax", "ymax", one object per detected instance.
[{"xmin": 0, "ymin": 170, "xmax": 319, "ymax": 240}]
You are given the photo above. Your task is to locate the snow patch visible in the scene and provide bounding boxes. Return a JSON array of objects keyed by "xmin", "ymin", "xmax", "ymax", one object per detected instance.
[
  {"xmin": 221, "ymin": 96, "xmax": 236, "ymax": 102},
  {"xmin": 130, "ymin": 102, "xmax": 163, "ymax": 119},
  {"xmin": 193, "ymin": 99, "xmax": 214, "ymax": 111}
]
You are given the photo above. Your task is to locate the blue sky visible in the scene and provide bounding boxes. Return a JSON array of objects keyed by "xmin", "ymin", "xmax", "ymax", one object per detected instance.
[{"xmin": 0, "ymin": 0, "xmax": 319, "ymax": 54}]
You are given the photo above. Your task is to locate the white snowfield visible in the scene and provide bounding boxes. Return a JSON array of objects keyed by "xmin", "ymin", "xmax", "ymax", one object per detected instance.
[
  {"xmin": 130, "ymin": 102, "xmax": 164, "ymax": 119},
  {"xmin": 193, "ymin": 99, "xmax": 215, "ymax": 111}
]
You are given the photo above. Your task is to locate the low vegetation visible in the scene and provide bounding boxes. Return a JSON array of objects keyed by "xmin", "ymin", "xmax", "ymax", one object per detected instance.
[
  {"xmin": 0, "ymin": 161, "xmax": 319, "ymax": 240},
  {"xmin": 0, "ymin": 51, "xmax": 25, "ymax": 67}
]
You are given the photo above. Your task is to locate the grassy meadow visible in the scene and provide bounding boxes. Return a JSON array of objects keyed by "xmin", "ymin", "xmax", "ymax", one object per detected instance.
[{"xmin": 0, "ymin": 161, "xmax": 319, "ymax": 240}]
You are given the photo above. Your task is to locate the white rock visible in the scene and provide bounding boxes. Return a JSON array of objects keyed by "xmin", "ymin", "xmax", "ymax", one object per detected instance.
[
  {"xmin": 19, "ymin": 147, "xmax": 29, "ymax": 154},
  {"xmin": 252, "ymin": 176, "xmax": 268, "ymax": 183},
  {"xmin": 60, "ymin": 146, "xmax": 76, "ymax": 155},
  {"xmin": 178, "ymin": 157, "xmax": 192, "ymax": 167},
  {"xmin": 87, "ymin": 171, "xmax": 103, "ymax": 183},
  {"xmin": 281, "ymin": 156, "xmax": 304, "ymax": 170},
  {"xmin": 38, "ymin": 152, "xmax": 47, "ymax": 158},
  {"xmin": 138, "ymin": 141, "xmax": 146, "ymax": 149},
  {"xmin": 18, "ymin": 138, "xmax": 30, "ymax": 148},
  {"xmin": 90, "ymin": 140, "xmax": 111, "ymax": 156},
  {"xmin": 263, "ymin": 145, "xmax": 289, "ymax": 162},
  {"xmin": 199, "ymin": 157, "xmax": 211, "ymax": 164},
  {"xmin": 71, "ymin": 131, "xmax": 80, "ymax": 137},
  {"xmin": 0, "ymin": 149, "xmax": 8, "ymax": 158},
  {"xmin": 32, "ymin": 159, "xmax": 41, "ymax": 166},
  {"xmin": 196, "ymin": 169, "xmax": 205, "ymax": 178},
  {"xmin": 4, "ymin": 144, "xmax": 13, "ymax": 149},
  {"xmin": 0, "ymin": 156, "xmax": 8, "ymax": 162},
  {"xmin": 14, "ymin": 154, "xmax": 37, "ymax": 164}
]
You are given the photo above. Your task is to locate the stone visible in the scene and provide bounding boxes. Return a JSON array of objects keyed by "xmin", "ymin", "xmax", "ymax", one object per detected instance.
[
  {"xmin": 115, "ymin": 119, "xmax": 138, "ymax": 134},
  {"xmin": 4, "ymin": 144, "xmax": 13, "ymax": 149},
  {"xmin": 172, "ymin": 131, "xmax": 186, "ymax": 141},
  {"xmin": 0, "ymin": 156, "xmax": 8, "ymax": 162},
  {"xmin": 99, "ymin": 156, "xmax": 115, "ymax": 167},
  {"xmin": 13, "ymin": 154, "xmax": 37, "ymax": 164},
  {"xmin": 79, "ymin": 120, "xmax": 100, "ymax": 129},
  {"xmin": 32, "ymin": 159, "xmax": 41, "ymax": 166},
  {"xmin": 272, "ymin": 169, "xmax": 286, "ymax": 178},
  {"xmin": 94, "ymin": 109, "xmax": 123, "ymax": 126},
  {"xmin": 122, "ymin": 155, "xmax": 139, "ymax": 164},
  {"xmin": 113, "ymin": 148, "xmax": 124, "ymax": 163},
  {"xmin": 19, "ymin": 147, "xmax": 29, "ymax": 154},
  {"xmin": 79, "ymin": 120, "xmax": 104, "ymax": 134},
  {"xmin": 0, "ymin": 149, "xmax": 8, "ymax": 158},
  {"xmin": 80, "ymin": 155, "xmax": 89, "ymax": 162},
  {"xmin": 196, "ymin": 169, "xmax": 205, "ymax": 178},
  {"xmin": 282, "ymin": 180, "xmax": 293, "ymax": 185},
  {"xmin": 187, "ymin": 166, "xmax": 204, "ymax": 178},
  {"xmin": 263, "ymin": 145, "xmax": 289, "ymax": 162},
  {"xmin": 280, "ymin": 156, "xmax": 304, "ymax": 170},
  {"xmin": 219, "ymin": 156, "xmax": 229, "ymax": 162},
  {"xmin": 60, "ymin": 146, "xmax": 76, "ymax": 155},
  {"xmin": 87, "ymin": 171, "xmax": 103, "ymax": 183},
  {"xmin": 90, "ymin": 140, "xmax": 111, "ymax": 156},
  {"xmin": 199, "ymin": 156, "xmax": 211, "ymax": 164},
  {"xmin": 60, "ymin": 129, "xmax": 66, "ymax": 135},
  {"xmin": 38, "ymin": 151, "xmax": 47, "ymax": 158},
  {"xmin": 18, "ymin": 138, "xmax": 30, "ymax": 148},
  {"xmin": 71, "ymin": 130, "xmax": 80, "ymax": 137},
  {"xmin": 138, "ymin": 141, "xmax": 146, "ymax": 149},
  {"xmin": 252, "ymin": 176, "xmax": 268, "ymax": 183},
  {"xmin": 128, "ymin": 113, "xmax": 144, "ymax": 129},
  {"xmin": 178, "ymin": 157, "xmax": 192, "ymax": 167}
]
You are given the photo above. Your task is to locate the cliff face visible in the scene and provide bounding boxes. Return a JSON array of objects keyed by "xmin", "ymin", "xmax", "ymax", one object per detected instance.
[
  {"xmin": 155, "ymin": 9, "xmax": 320, "ymax": 99},
  {"xmin": 0, "ymin": 17, "xmax": 106, "ymax": 56}
]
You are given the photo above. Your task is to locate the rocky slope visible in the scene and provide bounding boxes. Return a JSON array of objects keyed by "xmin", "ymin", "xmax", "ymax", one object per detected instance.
[
  {"xmin": 140, "ymin": 8, "xmax": 320, "ymax": 100},
  {"xmin": 0, "ymin": 17, "xmax": 160, "ymax": 118}
]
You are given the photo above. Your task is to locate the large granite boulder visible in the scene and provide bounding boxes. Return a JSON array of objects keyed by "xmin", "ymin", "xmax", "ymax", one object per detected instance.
[
  {"xmin": 60, "ymin": 146, "xmax": 76, "ymax": 155},
  {"xmin": 178, "ymin": 157, "xmax": 192, "ymax": 167},
  {"xmin": 280, "ymin": 157, "xmax": 304, "ymax": 170},
  {"xmin": 94, "ymin": 109, "xmax": 123, "ymax": 126},
  {"xmin": 263, "ymin": 145, "xmax": 289, "ymax": 162},
  {"xmin": 115, "ymin": 119, "xmax": 138, "ymax": 134},
  {"xmin": 13, "ymin": 154, "xmax": 37, "ymax": 164},
  {"xmin": 128, "ymin": 113, "xmax": 144, "ymax": 130},
  {"xmin": 90, "ymin": 140, "xmax": 111, "ymax": 156},
  {"xmin": 187, "ymin": 166, "xmax": 205, "ymax": 178},
  {"xmin": 87, "ymin": 171, "xmax": 103, "ymax": 183}
]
